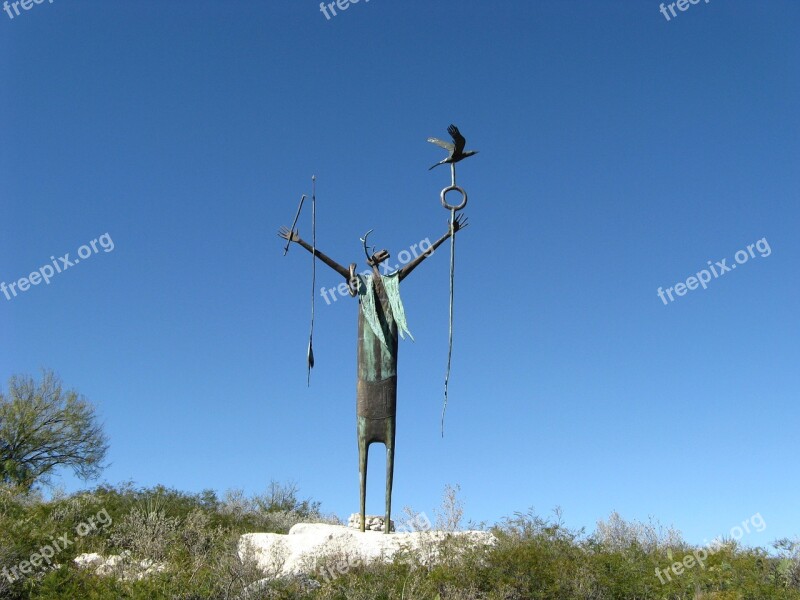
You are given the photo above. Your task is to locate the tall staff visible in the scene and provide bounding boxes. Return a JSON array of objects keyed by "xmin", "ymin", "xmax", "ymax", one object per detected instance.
[{"xmin": 427, "ymin": 124, "xmax": 477, "ymax": 436}]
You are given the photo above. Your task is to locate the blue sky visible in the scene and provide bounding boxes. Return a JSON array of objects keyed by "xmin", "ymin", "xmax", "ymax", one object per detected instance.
[{"xmin": 1, "ymin": 0, "xmax": 798, "ymax": 549}]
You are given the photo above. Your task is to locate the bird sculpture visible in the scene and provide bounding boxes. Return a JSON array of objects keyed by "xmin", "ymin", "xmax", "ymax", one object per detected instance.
[{"xmin": 427, "ymin": 124, "xmax": 479, "ymax": 170}]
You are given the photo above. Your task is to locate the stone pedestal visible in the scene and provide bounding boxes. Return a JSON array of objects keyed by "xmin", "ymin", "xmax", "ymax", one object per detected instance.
[
  {"xmin": 347, "ymin": 513, "xmax": 395, "ymax": 532},
  {"xmin": 238, "ymin": 523, "xmax": 497, "ymax": 579}
]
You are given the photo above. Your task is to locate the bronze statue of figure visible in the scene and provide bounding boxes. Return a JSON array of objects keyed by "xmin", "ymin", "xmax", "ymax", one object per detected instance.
[{"xmin": 278, "ymin": 213, "xmax": 468, "ymax": 532}]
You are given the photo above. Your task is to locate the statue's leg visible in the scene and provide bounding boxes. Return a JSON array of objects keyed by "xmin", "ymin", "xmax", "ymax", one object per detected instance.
[
  {"xmin": 384, "ymin": 416, "xmax": 396, "ymax": 534},
  {"xmin": 358, "ymin": 420, "xmax": 368, "ymax": 533}
]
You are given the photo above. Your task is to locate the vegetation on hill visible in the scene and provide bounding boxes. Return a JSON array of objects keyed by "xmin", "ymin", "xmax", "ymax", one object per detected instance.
[
  {"xmin": 1, "ymin": 481, "xmax": 799, "ymax": 599},
  {"xmin": 1, "ymin": 370, "xmax": 108, "ymax": 492}
]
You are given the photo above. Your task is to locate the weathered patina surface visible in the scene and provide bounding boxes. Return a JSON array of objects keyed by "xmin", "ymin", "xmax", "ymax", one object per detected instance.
[
  {"xmin": 279, "ymin": 138, "xmax": 473, "ymax": 533},
  {"xmin": 278, "ymin": 219, "xmax": 466, "ymax": 533},
  {"xmin": 356, "ymin": 272, "xmax": 398, "ymax": 534}
]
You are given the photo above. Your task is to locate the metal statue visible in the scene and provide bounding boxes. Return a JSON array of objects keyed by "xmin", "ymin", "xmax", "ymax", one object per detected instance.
[{"xmin": 279, "ymin": 125, "xmax": 476, "ymax": 533}]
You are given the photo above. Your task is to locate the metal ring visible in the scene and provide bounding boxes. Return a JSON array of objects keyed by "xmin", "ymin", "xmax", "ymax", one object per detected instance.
[{"xmin": 440, "ymin": 185, "xmax": 468, "ymax": 211}]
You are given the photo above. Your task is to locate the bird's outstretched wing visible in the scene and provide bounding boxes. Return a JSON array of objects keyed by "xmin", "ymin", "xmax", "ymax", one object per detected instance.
[
  {"xmin": 447, "ymin": 124, "xmax": 466, "ymax": 154},
  {"xmin": 427, "ymin": 137, "xmax": 454, "ymax": 151}
]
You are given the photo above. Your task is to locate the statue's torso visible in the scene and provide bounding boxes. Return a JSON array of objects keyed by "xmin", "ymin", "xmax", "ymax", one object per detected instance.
[{"xmin": 356, "ymin": 276, "xmax": 398, "ymax": 439}]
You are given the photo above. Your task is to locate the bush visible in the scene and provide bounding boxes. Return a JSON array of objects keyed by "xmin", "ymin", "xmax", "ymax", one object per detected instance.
[{"xmin": 3, "ymin": 483, "xmax": 800, "ymax": 600}]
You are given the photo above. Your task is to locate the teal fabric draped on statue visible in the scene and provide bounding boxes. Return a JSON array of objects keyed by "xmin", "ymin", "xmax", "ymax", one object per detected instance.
[{"xmin": 357, "ymin": 273, "xmax": 413, "ymax": 347}]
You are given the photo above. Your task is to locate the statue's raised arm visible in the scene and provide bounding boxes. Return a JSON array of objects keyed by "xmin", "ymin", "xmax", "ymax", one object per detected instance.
[
  {"xmin": 278, "ymin": 226, "xmax": 350, "ymax": 280},
  {"xmin": 397, "ymin": 214, "xmax": 468, "ymax": 282}
]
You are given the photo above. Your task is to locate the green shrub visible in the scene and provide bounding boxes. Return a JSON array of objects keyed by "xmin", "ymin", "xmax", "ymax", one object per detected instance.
[{"xmin": 3, "ymin": 484, "xmax": 800, "ymax": 600}]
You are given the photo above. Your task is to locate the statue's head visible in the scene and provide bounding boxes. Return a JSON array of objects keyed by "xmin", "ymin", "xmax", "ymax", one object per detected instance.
[
  {"xmin": 360, "ymin": 230, "xmax": 389, "ymax": 270},
  {"xmin": 367, "ymin": 249, "xmax": 389, "ymax": 268}
]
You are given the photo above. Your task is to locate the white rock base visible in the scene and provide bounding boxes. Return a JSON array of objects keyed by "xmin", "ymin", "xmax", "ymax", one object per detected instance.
[{"xmin": 238, "ymin": 523, "xmax": 496, "ymax": 579}]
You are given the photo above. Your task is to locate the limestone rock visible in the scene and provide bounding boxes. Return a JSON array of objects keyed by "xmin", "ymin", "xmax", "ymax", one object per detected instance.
[
  {"xmin": 347, "ymin": 513, "xmax": 395, "ymax": 532},
  {"xmin": 74, "ymin": 551, "xmax": 167, "ymax": 581},
  {"xmin": 238, "ymin": 522, "xmax": 496, "ymax": 579}
]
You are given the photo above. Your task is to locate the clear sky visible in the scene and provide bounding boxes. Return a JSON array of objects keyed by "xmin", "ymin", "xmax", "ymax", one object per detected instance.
[{"xmin": 1, "ymin": 0, "xmax": 798, "ymax": 549}]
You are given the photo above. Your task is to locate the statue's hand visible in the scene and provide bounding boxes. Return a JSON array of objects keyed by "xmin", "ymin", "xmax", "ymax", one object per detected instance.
[
  {"xmin": 278, "ymin": 226, "xmax": 300, "ymax": 243},
  {"xmin": 451, "ymin": 214, "xmax": 469, "ymax": 233}
]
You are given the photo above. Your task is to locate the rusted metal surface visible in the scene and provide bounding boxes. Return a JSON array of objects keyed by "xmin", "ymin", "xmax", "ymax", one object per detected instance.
[{"xmin": 357, "ymin": 378, "xmax": 397, "ymax": 422}]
